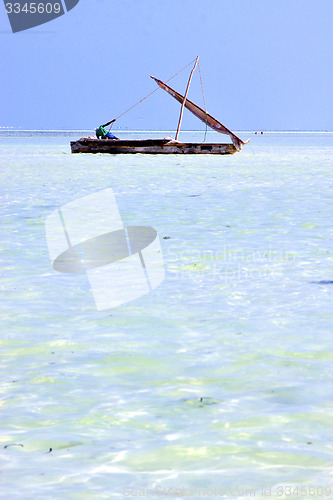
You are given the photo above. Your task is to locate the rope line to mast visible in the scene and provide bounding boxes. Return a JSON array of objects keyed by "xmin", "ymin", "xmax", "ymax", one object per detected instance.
[
  {"xmin": 108, "ymin": 58, "xmax": 198, "ymax": 130},
  {"xmin": 198, "ymin": 61, "xmax": 208, "ymax": 142}
]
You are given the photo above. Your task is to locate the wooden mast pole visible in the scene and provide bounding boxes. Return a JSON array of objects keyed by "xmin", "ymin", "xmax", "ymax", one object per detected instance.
[{"xmin": 175, "ymin": 56, "xmax": 199, "ymax": 141}]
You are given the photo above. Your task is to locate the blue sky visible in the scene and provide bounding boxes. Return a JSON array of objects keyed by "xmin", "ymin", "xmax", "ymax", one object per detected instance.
[{"xmin": 1, "ymin": 0, "xmax": 332, "ymax": 131}]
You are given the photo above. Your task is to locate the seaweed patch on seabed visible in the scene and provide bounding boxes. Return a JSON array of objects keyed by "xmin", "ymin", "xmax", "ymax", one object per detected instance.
[
  {"xmin": 310, "ymin": 280, "xmax": 333, "ymax": 285},
  {"xmin": 165, "ymin": 246, "xmax": 297, "ymax": 283}
]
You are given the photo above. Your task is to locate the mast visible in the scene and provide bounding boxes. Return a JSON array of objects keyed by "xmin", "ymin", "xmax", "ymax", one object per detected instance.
[{"xmin": 175, "ymin": 56, "xmax": 199, "ymax": 141}]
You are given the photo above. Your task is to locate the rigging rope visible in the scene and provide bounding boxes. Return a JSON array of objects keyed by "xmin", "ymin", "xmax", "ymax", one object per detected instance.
[
  {"xmin": 198, "ymin": 61, "xmax": 208, "ymax": 142},
  {"xmin": 108, "ymin": 58, "xmax": 198, "ymax": 130}
]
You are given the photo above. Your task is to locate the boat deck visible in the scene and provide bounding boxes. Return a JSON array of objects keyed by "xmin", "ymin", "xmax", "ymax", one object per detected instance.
[{"xmin": 70, "ymin": 138, "xmax": 237, "ymax": 155}]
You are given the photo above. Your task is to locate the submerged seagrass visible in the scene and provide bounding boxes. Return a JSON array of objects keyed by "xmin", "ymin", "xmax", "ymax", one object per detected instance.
[{"xmin": 1, "ymin": 130, "xmax": 332, "ymax": 496}]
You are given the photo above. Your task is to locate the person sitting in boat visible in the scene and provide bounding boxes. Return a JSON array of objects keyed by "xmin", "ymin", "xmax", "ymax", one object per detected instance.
[{"xmin": 95, "ymin": 125, "xmax": 118, "ymax": 140}]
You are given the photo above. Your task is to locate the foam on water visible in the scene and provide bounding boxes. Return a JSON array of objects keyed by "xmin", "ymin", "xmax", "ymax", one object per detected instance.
[{"xmin": 0, "ymin": 131, "xmax": 332, "ymax": 498}]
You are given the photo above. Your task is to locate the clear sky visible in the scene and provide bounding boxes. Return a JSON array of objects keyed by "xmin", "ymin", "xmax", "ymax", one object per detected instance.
[{"xmin": 1, "ymin": 0, "xmax": 332, "ymax": 131}]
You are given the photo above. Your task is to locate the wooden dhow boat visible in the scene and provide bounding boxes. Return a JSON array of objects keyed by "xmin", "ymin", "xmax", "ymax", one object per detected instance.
[{"xmin": 71, "ymin": 57, "xmax": 249, "ymax": 155}]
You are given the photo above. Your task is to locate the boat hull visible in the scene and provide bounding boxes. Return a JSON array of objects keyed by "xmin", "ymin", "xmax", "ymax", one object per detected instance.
[{"xmin": 70, "ymin": 138, "xmax": 237, "ymax": 155}]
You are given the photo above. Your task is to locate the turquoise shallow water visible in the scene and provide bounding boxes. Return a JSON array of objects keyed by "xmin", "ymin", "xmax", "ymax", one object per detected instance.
[{"xmin": 0, "ymin": 131, "xmax": 332, "ymax": 499}]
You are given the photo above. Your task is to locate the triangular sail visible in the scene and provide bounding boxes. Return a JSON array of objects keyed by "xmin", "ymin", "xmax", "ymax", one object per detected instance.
[{"xmin": 151, "ymin": 76, "xmax": 247, "ymax": 150}]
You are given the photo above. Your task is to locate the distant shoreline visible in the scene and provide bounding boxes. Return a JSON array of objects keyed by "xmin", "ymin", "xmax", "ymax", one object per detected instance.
[{"xmin": 0, "ymin": 129, "xmax": 332, "ymax": 136}]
